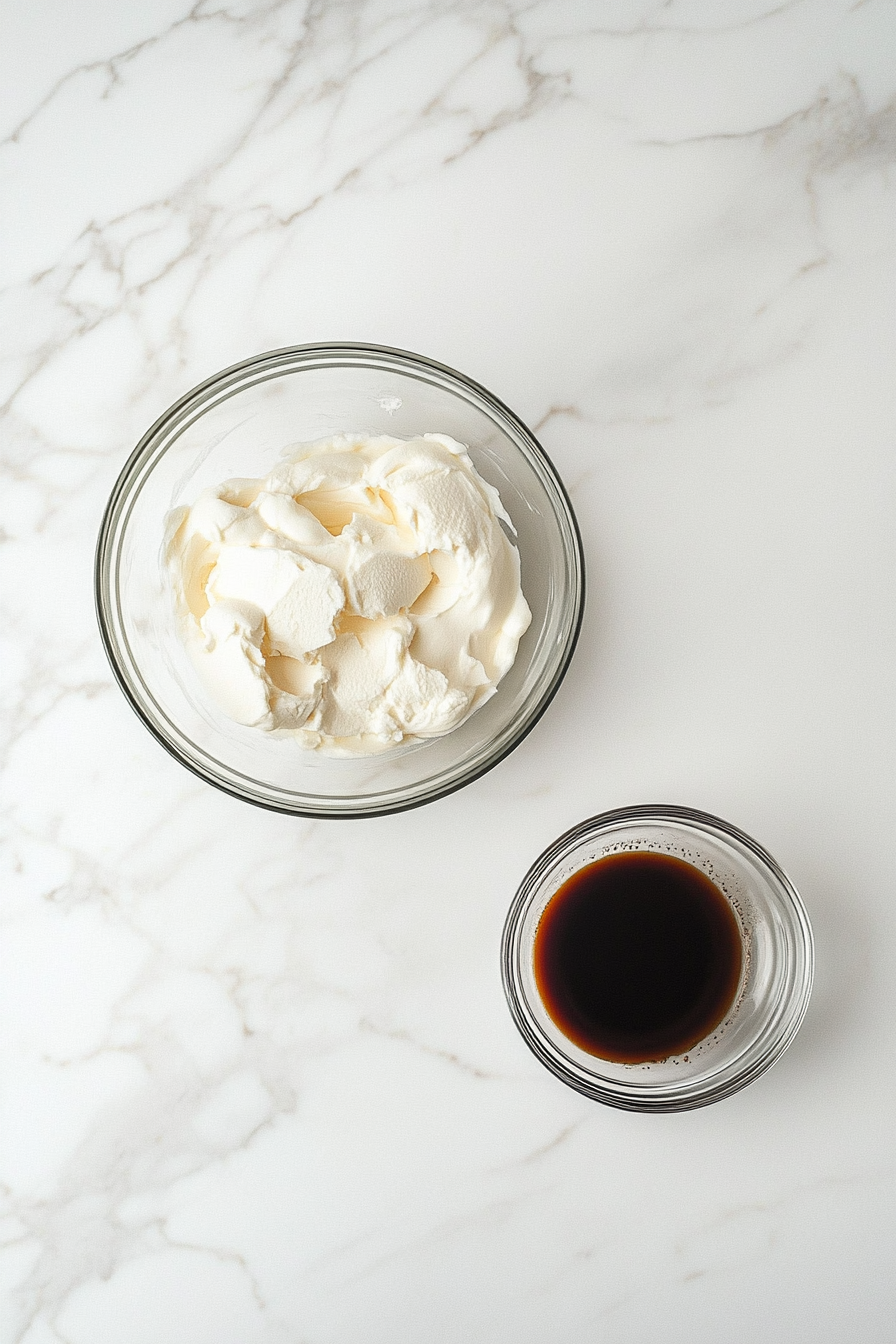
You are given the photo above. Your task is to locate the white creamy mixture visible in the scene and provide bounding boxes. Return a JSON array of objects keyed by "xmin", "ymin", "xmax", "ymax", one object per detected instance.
[{"xmin": 165, "ymin": 433, "xmax": 531, "ymax": 754}]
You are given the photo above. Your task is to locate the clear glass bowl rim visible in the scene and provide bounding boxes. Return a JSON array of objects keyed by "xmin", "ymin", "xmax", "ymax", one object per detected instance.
[
  {"xmin": 501, "ymin": 804, "xmax": 815, "ymax": 1112},
  {"xmin": 94, "ymin": 342, "xmax": 586, "ymax": 818}
]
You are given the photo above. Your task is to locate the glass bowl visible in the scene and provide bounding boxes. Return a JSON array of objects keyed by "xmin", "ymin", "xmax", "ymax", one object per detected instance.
[
  {"xmin": 502, "ymin": 805, "xmax": 814, "ymax": 1112},
  {"xmin": 95, "ymin": 343, "xmax": 584, "ymax": 818}
]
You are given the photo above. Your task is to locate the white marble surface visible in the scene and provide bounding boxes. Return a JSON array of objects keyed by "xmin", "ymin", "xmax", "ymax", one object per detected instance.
[{"xmin": 2, "ymin": 1, "xmax": 896, "ymax": 1339}]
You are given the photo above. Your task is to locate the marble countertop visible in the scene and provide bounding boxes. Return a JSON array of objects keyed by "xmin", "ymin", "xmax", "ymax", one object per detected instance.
[{"xmin": 2, "ymin": 2, "xmax": 895, "ymax": 1340}]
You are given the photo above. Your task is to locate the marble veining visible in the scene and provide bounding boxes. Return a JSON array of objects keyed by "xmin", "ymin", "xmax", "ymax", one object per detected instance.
[{"xmin": 2, "ymin": 2, "xmax": 896, "ymax": 1341}]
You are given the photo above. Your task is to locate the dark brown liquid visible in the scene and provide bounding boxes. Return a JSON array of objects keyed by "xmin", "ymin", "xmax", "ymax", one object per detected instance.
[{"xmin": 533, "ymin": 851, "xmax": 743, "ymax": 1064}]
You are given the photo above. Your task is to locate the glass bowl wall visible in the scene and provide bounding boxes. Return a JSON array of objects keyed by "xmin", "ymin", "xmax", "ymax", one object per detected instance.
[{"xmin": 96, "ymin": 344, "xmax": 585, "ymax": 817}]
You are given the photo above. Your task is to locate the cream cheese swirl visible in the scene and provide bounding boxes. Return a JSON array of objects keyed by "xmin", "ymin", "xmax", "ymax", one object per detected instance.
[{"xmin": 165, "ymin": 433, "xmax": 531, "ymax": 754}]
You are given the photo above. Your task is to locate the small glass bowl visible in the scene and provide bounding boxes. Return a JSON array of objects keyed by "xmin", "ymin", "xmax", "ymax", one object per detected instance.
[
  {"xmin": 502, "ymin": 805, "xmax": 814, "ymax": 1112},
  {"xmin": 95, "ymin": 344, "xmax": 584, "ymax": 818}
]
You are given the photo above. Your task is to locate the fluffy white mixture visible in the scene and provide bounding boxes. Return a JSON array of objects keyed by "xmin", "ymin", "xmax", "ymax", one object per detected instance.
[{"xmin": 165, "ymin": 433, "xmax": 531, "ymax": 754}]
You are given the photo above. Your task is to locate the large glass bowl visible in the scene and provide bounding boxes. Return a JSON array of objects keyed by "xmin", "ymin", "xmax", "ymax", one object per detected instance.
[
  {"xmin": 502, "ymin": 806, "xmax": 814, "ymax": 1112},
  {"xmin": 95, "ymin": 344, "xmax": 584, "ymax": 818}
]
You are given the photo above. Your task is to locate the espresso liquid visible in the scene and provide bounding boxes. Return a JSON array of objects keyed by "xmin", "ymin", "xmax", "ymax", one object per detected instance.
[{"xmin": 533, "ymin": 851, "xmax": 743, "ymax": 1064}]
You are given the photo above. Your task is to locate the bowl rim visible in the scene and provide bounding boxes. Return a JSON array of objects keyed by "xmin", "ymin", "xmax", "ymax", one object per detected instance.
[
  {"xmin": 94, "ymin": 341, "xmax": 586, "ymax": 818},
  {"xmin": 501, "ymin": 804, "xmax": 815, "ymax": 1111}
]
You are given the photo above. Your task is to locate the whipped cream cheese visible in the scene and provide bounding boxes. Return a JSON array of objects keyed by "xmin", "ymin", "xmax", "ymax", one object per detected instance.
[{"xmin": 165, "ymin": 433, "xmax": 531, "ymax": 754}]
